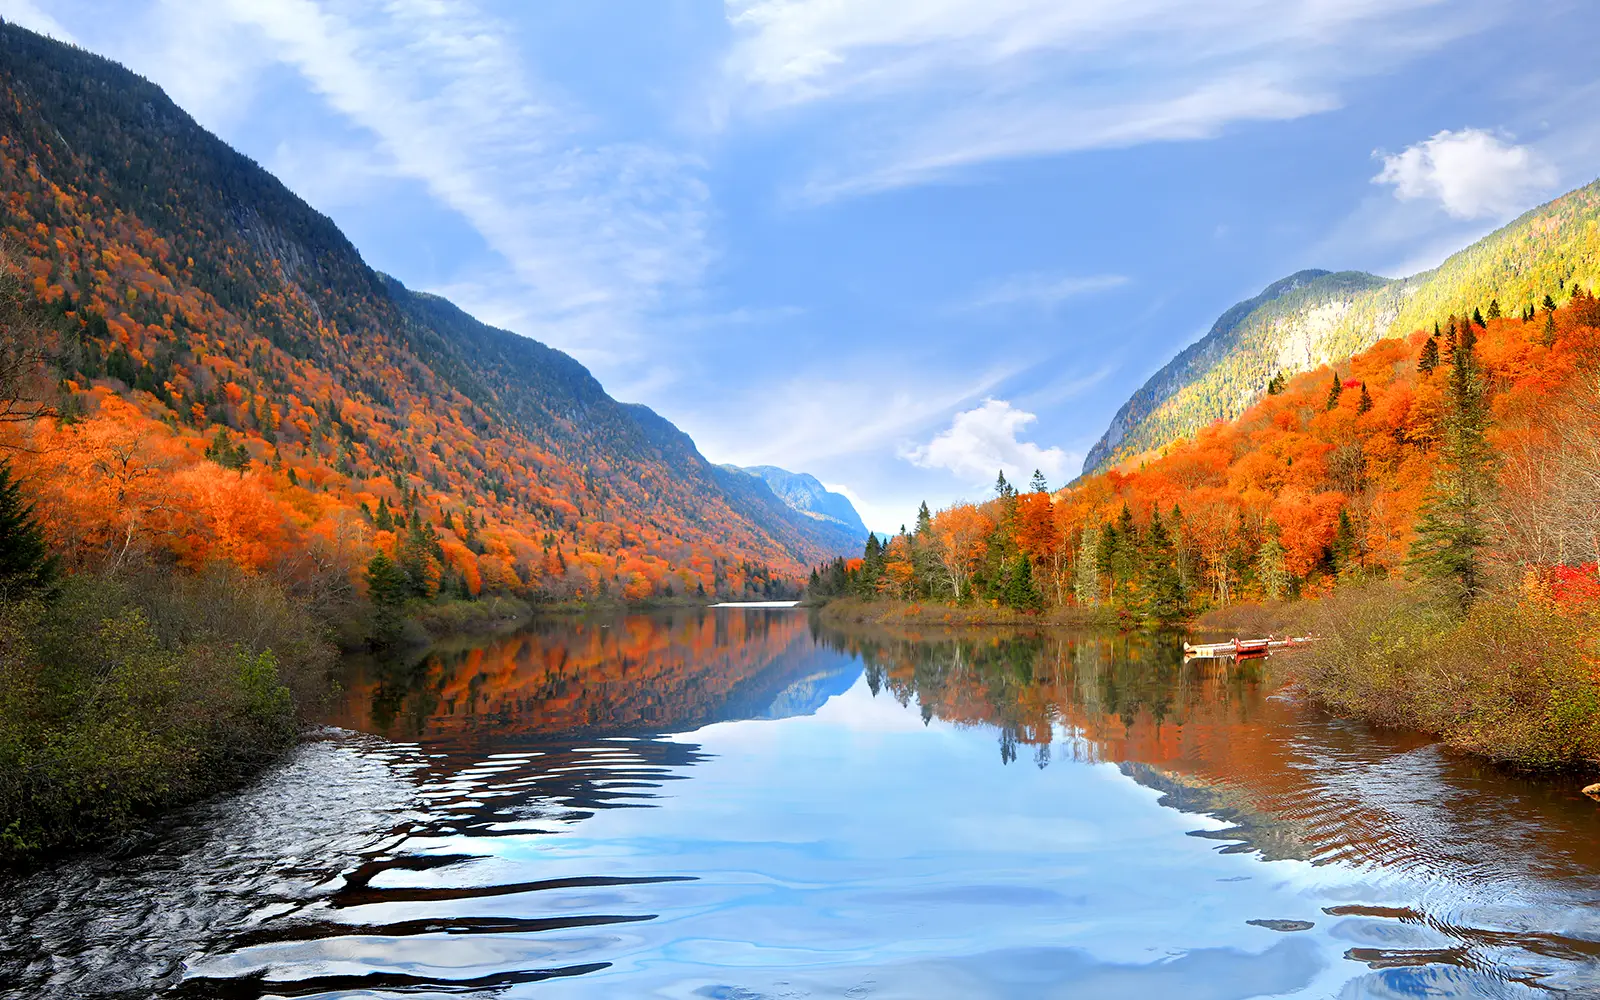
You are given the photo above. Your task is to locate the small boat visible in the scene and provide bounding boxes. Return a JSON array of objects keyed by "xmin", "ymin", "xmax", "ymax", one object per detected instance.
[{"xmin": 1182, "ymin": 635, "xmax": 1316, "ymax": 659}]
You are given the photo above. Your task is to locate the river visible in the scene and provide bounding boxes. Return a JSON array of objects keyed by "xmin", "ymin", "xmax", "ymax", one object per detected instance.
[{"xmin": 5, "ymin": 607, "xmax": 1600, "ymax": 997}]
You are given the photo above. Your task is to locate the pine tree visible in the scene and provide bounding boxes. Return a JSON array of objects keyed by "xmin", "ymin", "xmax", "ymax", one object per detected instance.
[
  {"xmin": 1543, "ymin": 310, "xmax": 1558, "ymax": 347},
  {"xmin": 1256, "ymin": 527, "xmax": 1290, "ymax": 601},
  {"xmin": 1418, "ymin": 337, "xmax": 1439, "ymax": 374},
  {"xmin": 1074, "ymin": 526, "xmax": 1100, "ymax": 606},
  {"xmin": 915, "ymin": 501, "xmax": 932, "ymax": 537},
  {"xmin": 365, "ymin": 550, "xmax": 409, "ymax": 642},
  {"xmin": 1266, "ymin": 372, "xmax": 1286, "ymax": 395},
  {"xmin": 1486, "ymin": 298, "xmax": 1501, "ymax": 320},
  {"xmin": 1356, "ymin": 383, "xmax": 1373, "ymax": 414},
  {"xmin": 1408, "ymin": 316, "xmax": 1495, "ymax": 604},
  {"xmin": 1325, "ymin": 370, "xmax": 1343, "ymax": 411},
  {"xmin": 1029, "ymin": 469, "xmax": 1048, "ymax": 494},
  {"xmin": 1003, "ymin": 554, "xmax": 1043, "ymax": 610},
  {"xmin": 0, "ymin": 462, "xmax": 57, "ymax": 600},
  {"xmin": 1472, "ymin": 307, "xmax": 1485, "ymax": 329},
  {"xmin": 1140, "ymin": 510, "xmax": 1186, "ymax": 624},
  {"xmin": 1543, "ymin": 294, "xmax": 1558, "ymax": 313},
  {"xmin": 1331, "ymin": 508, "xmax": 1358, "ymax": 576}
]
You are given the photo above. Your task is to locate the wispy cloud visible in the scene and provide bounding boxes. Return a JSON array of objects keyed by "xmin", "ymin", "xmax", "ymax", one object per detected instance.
[
  {"xmin": 215, "ymin": 0, "xmax": 710, "ymax": 365},
  {"xmin": 1373, "ymin": 127, "xmax": 1558, "ymax": 220},
  {"xmin": 0, "ymin": 0, "xmax": 75, "ymax": 42},
  {"xmin": 724, "ymin": 0, "xmax": 1486, "ymax": 202},
  {"xmin": 960, "ymin": 272, "xmax": 1128, "ymax": 313},
  {"xmin": 687, "ymin": 365, "xmax": 1015, "ymax": 470}
]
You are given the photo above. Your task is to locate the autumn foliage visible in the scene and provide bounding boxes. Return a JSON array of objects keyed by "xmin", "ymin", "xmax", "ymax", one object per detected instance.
[{"xmin": 820, "ymin": 292, "xmax": 1600, "ymax": 623}]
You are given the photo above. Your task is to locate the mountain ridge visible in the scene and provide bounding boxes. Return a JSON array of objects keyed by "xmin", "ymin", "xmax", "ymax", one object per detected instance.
[
  {"xmin": 1085, "ymin": 179, "xmax": 1600, "ymax": 474},
  {"xmin": 0, "ymin": 19, "xmax": 856, "ymax": 603}
]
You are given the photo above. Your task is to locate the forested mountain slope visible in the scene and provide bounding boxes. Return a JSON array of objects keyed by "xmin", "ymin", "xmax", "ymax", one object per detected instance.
[
  {"xmin": 1086, "ymin": 179, "xmax": 1600, "ymax": 474},
  {"xmin": 0, "ymin": 20, "xmax": 849, "ymax": 602}
]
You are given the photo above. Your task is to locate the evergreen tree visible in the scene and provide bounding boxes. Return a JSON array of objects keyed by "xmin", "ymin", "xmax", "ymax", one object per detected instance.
[
  {"xmin": 1029, "ymin": 469, "xmax": 1049, "ymax": 494},
  {"xmin": 374, "ymin": 497, "xmax": 394, "ymax": 532},
  {"xmin": 1266, "ymin": 371, "xmax": 1287, "ymax": 395},
  {"xmin": 1472, "ymin": 307, "xmax": 1485, "ymax": 328},
  {"xmin": 1002, "ymin": 554, "xmax": 1043, "ymax": 611},
  {"xmin": 1543, "ymin": 310, "xmax": 1558, "ymax": 347},
  {"xmin": 0, "ymin": 462, "xmax": 57, "ymax": 599},
  {"xmin": 365, "ymin": 550, "xmax": 409, "ymax": 642},
  {"xmin": 915, "ymin": 501, "xmax": 933, "ymax": 537},
  {"xmin": 1543, "ymin": 294, "xmax": 1558, "ymax": 313},
  {"xmin": 1356, "ymin": 383, "xmax": 1373, "ymax": 414},
  {"xmin": 1074, "ymin": 526, "xmax": 1100, "ymax": 606},
  {"xmin": 1486, "ymin": 298, "xmax": 1501, "ymax": 320},
  {"xmin": 1140, "ymin": 510, "xmax": 1186, "ymax": 624},
  {"xmin": 1256, "ymin": 526, "xmax": 1290, "ymax": 601},
  {"xmin": 1408, "ymin": 315, "xmax": 1495, "ymax": 604},
  {"xmin": 1325, "ymin": 370, "xmax": 1343, "ymax": 411},
  {"xmin": 1331, "ymin": 508, "xmax": 1358, "ymax": 576},
  {"xmin": 1417, "ymin": 336, "xmax": 1439, "ymax": 374},
  {"xmin": 994, "ymin": 470, "xmax": 1012, "ymax": 499}
]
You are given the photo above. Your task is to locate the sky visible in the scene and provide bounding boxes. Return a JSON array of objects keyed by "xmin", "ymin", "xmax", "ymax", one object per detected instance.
[{"xmin": 5, "ymin": 0, "xmax": 1599, "ymax": 533}]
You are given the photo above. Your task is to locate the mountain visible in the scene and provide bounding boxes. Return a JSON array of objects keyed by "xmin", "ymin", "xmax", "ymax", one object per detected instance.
[
  {"xmin": 724, "ymin": 465, "xmax": 869, "ymax": 543},
  {"xmin": 0, "ymin": 21, "xmax": 858, "ymax": 602},
  {"xmin": 1085, "ymin": 179, "xmax": 1600, "ymax": 474}
]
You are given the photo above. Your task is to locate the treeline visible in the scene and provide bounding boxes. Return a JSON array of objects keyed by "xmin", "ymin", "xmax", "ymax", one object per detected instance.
[{"xmin": 813, "ymin": 288, "xmax": 1600, "ymax": 629}]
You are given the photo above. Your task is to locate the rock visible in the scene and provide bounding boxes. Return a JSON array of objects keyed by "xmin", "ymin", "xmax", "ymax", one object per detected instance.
[{"xmin": 1582, "ymin": 783, "xmax": 1600, "ymax": 800}]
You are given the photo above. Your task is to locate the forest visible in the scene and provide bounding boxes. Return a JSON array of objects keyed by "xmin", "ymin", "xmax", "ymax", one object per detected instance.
[{"xmin": 815, "ymin": 292, "xmax": 1600, "ymax": 765}]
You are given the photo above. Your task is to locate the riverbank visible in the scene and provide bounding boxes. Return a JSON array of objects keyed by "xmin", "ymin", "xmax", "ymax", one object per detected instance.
[
  {"xmin": 1285, "ymin": 582, "xmax": 1600, "ymax": 770},
  {"xmin": 0, "ymin": 566, "xmax": 335, "ymax": 869},
  {"xmin": 814, "ymin": 597, "xmax": 1115, "ymax": 629}
]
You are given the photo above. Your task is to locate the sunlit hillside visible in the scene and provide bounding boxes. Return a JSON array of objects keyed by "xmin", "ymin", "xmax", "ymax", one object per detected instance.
[
  {"xmin": 1087, "ymin": 179, "xmax": 1600, "ymax": 474},
  {"xmin": 0, "ymin": 23, "xmax": 859, "ymax": 603}
]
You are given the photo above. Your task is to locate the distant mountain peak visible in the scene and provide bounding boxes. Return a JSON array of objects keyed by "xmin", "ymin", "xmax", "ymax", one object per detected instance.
[{"xmin": 725, "ymin": 465, "xmax": 869, "ymax": 541}]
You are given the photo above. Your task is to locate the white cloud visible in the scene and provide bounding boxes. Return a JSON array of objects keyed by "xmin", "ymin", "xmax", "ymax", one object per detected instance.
[
  {"xmin": 0, "ymin": 0, "xmax": 75, "ymax": 42},
  {"xmin": 725, "ymin": 0, "xmax": 1475, "ymax": 202},
  {"xmin": 214, "ymin": 0, "xmax": 710, "ymax": 365},
  {"xmin": 1373, "ymin": 128, "xmax": 1558, "ymax": 220},
  {"xmin": 902, "ymin": 398, "xmax": 1072, "ymax": 486},
  {"xmin": 962, "ymin": 272, "xmax": 1128, "ymax": 312},
  {"xmin": 820, "ymin": 481, "xmax": 908, "ymax": 536},
  {"xmin": 691, "ymin": 364, "xmax": 1014, "ymax": 470}
]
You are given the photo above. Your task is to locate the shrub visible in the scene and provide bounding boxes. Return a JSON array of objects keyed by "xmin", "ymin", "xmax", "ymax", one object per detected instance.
[
  {"xmin": 1292, "ymin": 582, "xmax": 1600, "ymax": 767},
  {"xmin": 0, "ymin": 566, "xmax": 334, "ymax": 866}
]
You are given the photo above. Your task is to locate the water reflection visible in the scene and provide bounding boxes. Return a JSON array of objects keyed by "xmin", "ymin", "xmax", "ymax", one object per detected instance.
[
  {"xmin": 4, "ymin": 611, "xmax": 1600, "ymax": 997},
  {"xmin": 329, "ymin": 608, "xmax": 858, "ymax": 740}
]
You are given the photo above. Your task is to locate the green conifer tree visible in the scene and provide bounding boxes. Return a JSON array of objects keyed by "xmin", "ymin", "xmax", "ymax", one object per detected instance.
[
  {"xmin": 1074, "ymin": 526, "xmax": 1100, "ymax": 606},
  {"xmin": 1486, "ymin": 298, "xmax": 1501, "ymax": 320},
  {"xmin": 1357, "ymin": 383, "xmax": 1373, "ymax": 414},
  {"xmin": 1003, "ymin": 554, "xmax": 1043, "ymax": 610},
  {"xmin": 1029, "ymin": 469, "xmax": 1048, "ymax": 494},
  {"xmin": 0, "ymin": 462, "xmax": 57, "ymax": 599},
  {"xmin": 1256, "ymin": 526, "xmax": 1290, "ymax": 601},
  {"xmin": 1325, "ymin": 370, "xmax": 1343, "ymax": 411},
  {"xmin": 365, "ymin": 550, "xmax": 409, "ymax": 642},
  {"xmin": 1418, "ymin": 337, "xmax": 1439, "ymax": 373},
  {"xmin": 1407, "ymin": 316, "xmax": 1495, "ymax": 604},
  {"xmin": 1140, "ymin": 510, "xmax": 1186, "ymax": 624}
]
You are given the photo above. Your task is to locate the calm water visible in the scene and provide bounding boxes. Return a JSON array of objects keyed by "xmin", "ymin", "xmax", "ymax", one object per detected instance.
[{"xmin": 7, "ymin": 609, "xmax": 1600, "ymax": 998}]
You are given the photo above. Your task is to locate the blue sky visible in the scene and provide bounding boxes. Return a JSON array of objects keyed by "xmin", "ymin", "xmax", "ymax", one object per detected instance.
[{"xmin": 6, "ymin": 0, "xmax": 1599, "ymax": 533}]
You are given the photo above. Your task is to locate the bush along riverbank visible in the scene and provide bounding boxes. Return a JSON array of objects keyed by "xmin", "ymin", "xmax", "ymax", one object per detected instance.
[{"xmin": 0, "ymin": 564, "xmax": 335, "ymax": 867}]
